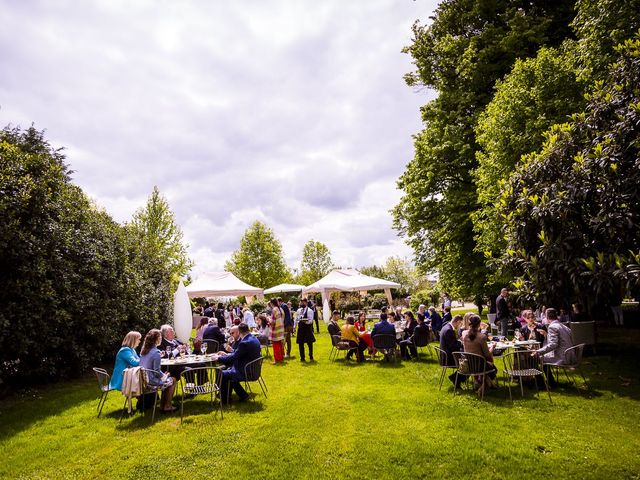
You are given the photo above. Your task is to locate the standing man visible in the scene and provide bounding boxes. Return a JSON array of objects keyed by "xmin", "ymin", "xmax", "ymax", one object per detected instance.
[
  {"xmin": 496, "ymin": 288, "xmax": 511, "ymax": 337},
  {"xmin": 442, "ymin": 293, "xmax": 452, "ymax": 312},
  {"xmin": 243, "ymin": 306, "xmax": 256, "ymax": 329},
  {"xmin": 296, "ymin": 298, "xmax": 316, "ymax": 362},
  {"xmin": 279, "ymin": 297, "xmax": 294, "ymax": 358}
]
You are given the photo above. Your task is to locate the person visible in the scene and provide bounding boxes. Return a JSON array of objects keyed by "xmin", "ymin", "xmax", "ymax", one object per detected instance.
[
  {"xmin": 225, "ymin": 305, "xmax": 234, "ymax": 326},
  {"xmin": 442, "ymin": 292, "xmax": 452, "ymax": 311},
  {"xmin": 458, "ymin": 312, "xmax": 473, "ymax": 340},
  {"xmin": 193, "ymin": 317, "xmax": 209, "ymax": 354},
  {"xmin": 220, "ymin": 325, "xmax": 240, "ymax": 353},
  {"xmin": 463, "ymin": 314, "xmax": 497, "ymax": 394},
  {"xmin": 202, "ymin": 318, "xmax": 226, "ymax": 351},
  {"xmin": 109, "ymin": 331, "xmax": 142, "ymax": 390},
  {"xmin": 399, "ymin": 311, "xmax": 418, "ymax": 360},
  {"xmin": 311, "ymin": 300, "xmax": 320, "ymax": 333},
  {"xmin": 215, "ymin": 302, "xmax": 226, "ymax": 328},
  {"xmin": 279, "ymin": 297, "xmax": 294, "ymax": 358},
  {"xmin": 559, "ymin": 307, "xmax": 572, "ymax": 324},
  {"xmin": 159, "ymin": 324, "xmax": 185, "ymax": 358},
  {"xmin": 371, "ymin": 312, "xmax": 395, "ymax": 361},
  {"xmin": 417, "ymin": 304, "xmax": 428, "ymax": 319},
  {"xmin": 496, "ymin": 288, "xmax": 511, "ymax": 337},
  {"xmin": 140, "ymin": 329, "xmax": 176, "ymax": 413},
  {"xmin": 429, "ymin": 307, "xmax": 443, "ymax": 340},
  {"xmin": 341, "ymin": 316, "xmax": 367, "ymax": 362},
  {"xmin": 243, "ymin": 307, "xmax": 257, "ymax": 329},
  {"xmin": 355, "ymin": 311, "xmax": 373, "ymax": 353},
  {"xmin": 440, "ymin": 314, "xmax": 463, "ymax": 385},
  {"xmin": 203, "ymin": 302, "xmax": 214, "ymax": 318},
  {"xmin": 387, "ymin": 311, "xmax": 396, "ymax": 324},
  {"xmin": 533, "ymin": 308, "xmax": 575, "ymax": 387},
  {"xmin": 216, "ymin": 323, "xmax": 262, "ymax": 404},
  {"xmin": 327, "ymin": 310, "xmax": 341, "ymax": 337},
  {"xmin": 269, "ymin": 298, "xmax": 285, "ymax": 363},
  {"xmin": 296, "ymin": 298, "xmax": 316, "ymax": 362},
  {"xmin": 610, "ymin": 289, "xmax": 624, "ymax": 327},
  {"xmin": 518, "ymin": 309, "xmax": 546, "ymax": 344},
  {"xmin": 441, "ymin": 306, "xmax": 452, "ymax": 326}
]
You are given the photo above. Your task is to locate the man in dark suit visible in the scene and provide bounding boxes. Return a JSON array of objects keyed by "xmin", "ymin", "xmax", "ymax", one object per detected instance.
[
  {"xmin": 496, "ymin": 288, "xmax": 511, "ymax": 337},
  {"xmin": 217, "ymin": 323, "xmax": 262, "ymax": 404},
  {"xmin": 327, "ymin": 310, "xmax": 342, "ymax": 337},
  {"xmin": 159, "ymin": 324, "xmax": 185, "ymax": 358},
  {"xmin": 371, "ymin": 313, "xmax": 395, "ymax": 336},
  {"xmin": 428, "ymin": 307, "xmax": 443, "ymax": 340},
  {"xmin": 440, "ymin": 315, "xmax": 464, "ymax": 386},
  {"xmin": 202, "ymin": 318, "xmax": 226, "ymax": 351}
]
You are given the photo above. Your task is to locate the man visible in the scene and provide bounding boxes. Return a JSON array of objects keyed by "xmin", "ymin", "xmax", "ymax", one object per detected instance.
[
  {"xmin": 203, "ymin": 302, "xmax": 214, "ymax": 318},
  {"xmin": 327, "ymin": 310, "xmax": 341, "ymax": 337},
  {"xmin": 311, "ymin": 300, "xmax": 320, "ymax": 333},
  {"xmin": 279, "ymin": 297, "xmax": 294, "ymax": 358},
  {"xmin": 243, "ymin": 307, "xmax": 256, "ymax": 329},
  {"xmin": 442, "ymin": 293, "xmax": 452, "ymax": 311},
  {"xmin": 202, "ymin": 318, "xmax": 226, "ymax": 351},
  {"xmin": 428, "ymin": 307, "xmax": 443, "ymax": 340},
  {"xmin": 440, "ymin": 314, "xmax": 463, "ymax": 385},
  {"xmin": 533, "ymin": 308, "xmax": 575, "ymax": 387},
  {"xmin": 219, "ymin": 325, "xmax": 240, "ymax": 353},
  {"xmin": 217, "ymin": 323, "xmax": 262, "ymax": 404},
  {"xmin": 496, "ymin": 288, "xmax": 511, "ymax": 337},
  {"xmin": 159, "ymin": 324, "xmax": 185, "ymax": 358},
  {"xmin": 296, "ymin": 298, "xmax": 316, "ymax": 362},
  {"xmin": 418, "ymin": 304, "xmax": 429, "ymax": 320},
  {"xmin": 442, "ymin": 306, "xmax": 452, "ymax": 326},
  {"xmin": 371, "ymin": 313, "xmax": 396, "ymax": 361},
  {"xmin": 215, "ymin": 302, "xmax": 226, "ymax": 328}
]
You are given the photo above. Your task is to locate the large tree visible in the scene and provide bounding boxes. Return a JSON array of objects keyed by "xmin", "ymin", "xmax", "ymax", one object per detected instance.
[
  {"xmin": 225, "ymin": 221, "xmax": 290, "ymax": 288},
  {"xmin": 393, "ymin": 0, "xmax": 576, "ymax": 299},
  {"xmin": 298, "ymin": 240, "xmax": 333, "ymax": 285}
]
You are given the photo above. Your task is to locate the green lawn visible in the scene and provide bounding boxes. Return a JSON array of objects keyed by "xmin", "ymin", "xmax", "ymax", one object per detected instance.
[{"xmin": 1, "ymin": 326, "xmax": 639, "ymax": 479}]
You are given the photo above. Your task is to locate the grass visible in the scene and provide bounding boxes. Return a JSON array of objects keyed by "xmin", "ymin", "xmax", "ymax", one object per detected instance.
[{"xmin": 1, "ymin": 325, "xmax": 639, "ymax": 479}]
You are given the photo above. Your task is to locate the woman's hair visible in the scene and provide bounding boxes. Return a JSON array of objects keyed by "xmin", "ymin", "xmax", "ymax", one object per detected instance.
[
  {"xmin": 346, "ymin": 316, "xmax": 355, "ymax": 325},
  {"xmin": 141, "ymin": 329, "xmax": 161, "ymax": 356},
  {"xmin": 467, "ymin": 314, "xmax": 482, "ymax": 341},
  {"xmin": 198, "ymin": 317, "xmax": 208, "ymax": 328},
  {"xmin": 358, "ymin": 311, "xmax": 366, "ymax": 320},
  {"xmin": 269, "ymin": 298, "xmax": 279, "ymax": 308},
  {"xmin": 258, "ymin": 314, "xmax": 269, "ymax": 328},
  {"xmin": 417, "ymin": 313, "xmax": 425, "ymax": 323},
  {"xmin": 404, "ymin": 311, "xmax": 415, "ymax": 321},
  {"xmin": 462, "ymin": 312, "xmax": 473, "ymax": 329},
  {"xmin": 122, "ymin": 331, "xmax": 141, "ymax": 348}
]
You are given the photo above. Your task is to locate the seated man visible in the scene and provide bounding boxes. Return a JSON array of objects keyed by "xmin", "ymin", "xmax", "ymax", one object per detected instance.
[
  {"xmin": 159, "ymin": 324, "xmax": 185, "ymax": 358},
  {"xmin": 371, "ymin": 313, "xmax": 396, "ymax": 360},
  {"xmin": 429, "ymin": 307, "xmax": 443, "ymax": 340},
  {"xmin": 327, "ymin": 310, "xmax": 342, "ymax": 337},
  {"xmin": 202, "ymin": 318, "xmax": 226, "ymax": 351},
  {"xmin": 533, "ymin": 308, "xmax": 575, "ymax": 387},
  {"xmin": 440, "ymin": 314, "xmax": 463, "ymax": 385},
  {"xmin": 217, "ymin": 323, "xmax": 262, "ymax": 404}
]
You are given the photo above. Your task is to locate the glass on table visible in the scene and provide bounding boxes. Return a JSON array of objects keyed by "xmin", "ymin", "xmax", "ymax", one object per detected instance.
[{"xmin": 201, "ymin": 342, "xmax": 208, "ymax": 355}]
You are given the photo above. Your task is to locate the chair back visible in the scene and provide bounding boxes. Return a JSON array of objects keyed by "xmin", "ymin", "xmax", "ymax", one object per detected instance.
[
  {"xmin": 330, "ymin": 335, "xmax": 341, "ymax": 347},
  {"xmin": 453, "ymin": 351, "xmax": 487, "ymax": 375},
  {"xmin": 244, "ymin": 356, "xmax": 264, "ymax": 382},
  {"xmin": 180, "ymin": 366, "xmax": 221, "ymax": 396},
  {"xmin": 258, "ymin": 335, "xmax": 269, "ymax": 346},
  {"xmin": 563, "ymin": 343, "xmax": 584, "ymax": 367},
  {"xmin": 413, "ymin": 330, "xmax": 430, "ymax": 348},
  {"xmin": 503, "ymin": 350, "xmax": 543, "ymax": 373},
  {"xmin": 202, "ymin": 339, "xmax": 219, "ymax": 353},
  {"xmin": 93, "ymin": 367, "xmax": 110, "ymax": 392},
  {"xmin": 433, "ymin": 346, "xmax": 452, "ymax": 367},
  {"xmin": 372, "ymin": 334, "xmax": 396, "ymax": 350},
  {"xmin": 569, "ymin": 322, "xmax": 595, "ymax": 346}
]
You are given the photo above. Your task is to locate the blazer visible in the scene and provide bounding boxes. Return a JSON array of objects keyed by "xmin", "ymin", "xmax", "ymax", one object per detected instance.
[
  {"xmin": 140, "ymin": 348, "xmax": 168, "ymax": 386},
  {"xmin": 218, "ymin": 334, "xmax": 262, "ymax": 382},
  {"xmin": 371, "ymin": 319, "xmax": 395, "ymax": 337},
  {"xmin": 202, "ymin": 325, "xmax": 226, "ymax": 348},
  {"xmin": 327, "ymin": 320, "xmax": 341, "ymax": 337},
  {"xmin": 439, "ymin": 322, "xmax": 462, "ymax": 366},
  {"xmin": 430, "ymin": 312, "xmax": 443, "ymax": 333},
  {"xmin": 109, "ymin": 346, "xmax": 140, "ymax": 390},
  {"xmin": 538, "ymin": 320, "xmax": 574, "ymax": 365},
  {"xmin": 159, "ymin": 337, "xmax": 184, "ymax": 358},
  {"xmin": 496, "ymin": 295, "xmax": 510, "ymax": 320}
]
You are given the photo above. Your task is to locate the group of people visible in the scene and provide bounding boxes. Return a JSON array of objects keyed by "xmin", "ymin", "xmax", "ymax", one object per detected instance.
[{"xmin": 110, "ymin": 321, "xmax": 264, "ymax": 413}]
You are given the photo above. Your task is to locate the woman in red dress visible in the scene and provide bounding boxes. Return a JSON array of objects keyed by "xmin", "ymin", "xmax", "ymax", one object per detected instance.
[{"xmin": 355, "ymin": 311, "xmax": 373, "ymax": 353}]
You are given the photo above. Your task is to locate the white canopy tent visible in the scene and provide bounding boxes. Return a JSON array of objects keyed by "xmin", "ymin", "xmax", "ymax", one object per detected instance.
[
  {"xmin": 185, "ymin": 271, "xmax": 264, "ymax": 302},
  {"xmin": 263, "ymin": 283, "xmax": 306, "ymax": 295},
  {"xmin": 303, "ymin": 269, "xmax": 400, "ymax": 323}
]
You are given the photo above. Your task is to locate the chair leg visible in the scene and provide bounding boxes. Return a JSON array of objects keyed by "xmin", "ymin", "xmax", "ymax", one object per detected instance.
[
  {"xmin": 151, "ymin": 391, "xmax": 158, "ymax": 423},
  {"xmin": 97, "ymin": 391, "xmax": 108, "ymax": 418},
  {"xmin": 258, "ymin": 378, "xmax": 268, "ymax": 398},
  {"xmin": 439, "ymin": 367, "xmax": 446, "ymax": 390},
  {"xmin": 507, "ymin": 375, "xmax": 513, "ymax": 402},
  {"xmin": 519, "ymin": 376, "xmax": 524, "ymax": 397}
]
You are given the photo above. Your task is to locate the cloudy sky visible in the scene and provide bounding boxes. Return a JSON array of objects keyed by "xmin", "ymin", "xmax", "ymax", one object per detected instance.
[{"xmin": 1, "ymin": 0, "xmax": 438, "ymax": 277}]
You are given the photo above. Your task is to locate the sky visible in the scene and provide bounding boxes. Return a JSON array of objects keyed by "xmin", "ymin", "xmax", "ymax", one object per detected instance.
[{"xmin": 0, "ymin": 0, "xmax": 438, "ymax": 277}]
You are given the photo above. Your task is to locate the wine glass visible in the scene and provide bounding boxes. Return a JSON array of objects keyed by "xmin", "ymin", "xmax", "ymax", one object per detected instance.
[
  {"xmin": 201, "ymin": 342, "xmax": 208, "ymax": 355},
  {"xmin": 166, "ymin": 346, "xmax": 172, "ymax": 359},
  {"xmin": 514, "ymin": 329, "xmax": 521, "ymax": 341}
]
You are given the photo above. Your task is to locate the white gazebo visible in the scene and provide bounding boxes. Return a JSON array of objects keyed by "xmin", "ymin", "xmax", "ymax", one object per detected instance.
[
  {"xmin": 303, "ymin": 269, "xmax": 400, "ymax": 323},
  {"xmin": 263, "ymin": 283, "xmax": 306, "ymax": 295},
  {"xmin": 185, "ymin": 271, "xmax": 264, "ymax": 301}
]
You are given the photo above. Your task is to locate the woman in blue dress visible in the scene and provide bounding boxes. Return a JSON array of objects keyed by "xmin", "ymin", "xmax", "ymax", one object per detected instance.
[{"xmin": 109, "ymin": 331, "xmax": 142, "ymax": 390}]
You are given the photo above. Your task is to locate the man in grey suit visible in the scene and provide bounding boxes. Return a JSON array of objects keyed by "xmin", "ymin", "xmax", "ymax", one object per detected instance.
[{"xmin": 533, "ymin": 308, "xmax": 574, "ymax": 387}]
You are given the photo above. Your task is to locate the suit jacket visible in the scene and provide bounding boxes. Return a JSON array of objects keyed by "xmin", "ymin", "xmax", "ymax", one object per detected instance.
[
  {"xmin": 441, "ymin": 312, "xmax": 452, "ymax": 326},
  {"xmin": 159, "ymin": 337, "xmax": 184, "ymax": 358},
  {"xmin": 202, "ymin": 325, "xmax": 226, "ymax": 348},
  {"xmin": 439, "ymin": 322, "xmax": 462, "ymax": 366},
  {"xmin": 218, "ymin": 334, "xmax": 262, "ymax": 382},
  {"xmin": 496, "ymin": 295, "xmax": 510, "ymax": 320},
  {"xmin": 538, "ymin": 320, "xmax": 574, "ymax": 365},
  {"xmin": 371, "ymin": 319, "xmax": 395, "ymax": 337},
  {"xmin": 327, "ymin": 320, "xmax": 341, "ymax": 337},
  {"xmin": 430, "ymin": 312, "xmax": 443, "ymax": 333}
]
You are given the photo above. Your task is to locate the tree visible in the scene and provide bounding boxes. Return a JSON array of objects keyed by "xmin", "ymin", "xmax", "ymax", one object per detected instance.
[
  {"xmin": 225, "ymin": 221, "xmax": 290, "ymax": 288},
  {"xmin": 498, "ymin": 35, "xmax": 640, "ymax": 307},
  {"xmin": 383, "ymin": 256, "xmax": 419, "ymax": 298},
  {"xmin": 394, "ymin": 0, "xmax": 576, "ymax": 299},
  {"xmin": 298, "ymin": 240, "xmax": 333, "ymax": 285}
]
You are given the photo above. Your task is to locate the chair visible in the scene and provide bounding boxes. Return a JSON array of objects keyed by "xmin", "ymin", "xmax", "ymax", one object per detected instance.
[
  {"xmin": 202, "ymin": 339, "xmax": 219, "ymax": 355},
  {"xmin": 179, "ymin": 366, "xmax": 224, "ymax": 423},
  {"xmin": 451, "ymin": 352, "xmax": 496, "ymax": 400},
  {"xmin": 432, "ymin": 346, "xmax": 457, "ymax": 390},
  {"xmin": 372, "ymin": 334, "xmax": 398, "ymax": 363},
  {"xmin": 329, "ymin": 335, "xmax": 356, "ymax": 361},
  {"xmin": 412, "ymin": 330, "xmax": 431, "ymax": 360},
  {"xmin": 487, "ymin": 314, "xmax": 498, "ymax": 336},
  {"xmin": 258, "ymin": 335, "xmax": 271, "ymax": 358},
  {"xmin": 92, "ymin": 368, "xmax": 113, "ymax": 418},
  {"xmin": 243, "ymin": 356, "xmax": 268, "ymax": 399},
  {"xmin": 569, "ymin": 322, "xmax": 596, "ymax": 353},
  {"xmin": 552, "ymin": 344, "xmax": 589, "ymax": 390},
  {"xmin": 121, "ymin": 367, "xmax": 171, "ymax": 423},
  {"xmin": 502, "ymin": 350, "xmax": 551, "ymax": 402}
]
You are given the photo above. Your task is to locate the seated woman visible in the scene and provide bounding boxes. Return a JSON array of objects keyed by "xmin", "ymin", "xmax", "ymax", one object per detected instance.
[
  {"xmin": 341, "ymin": 316, "xmax": 367, "ymax": 362},
  {"xmin": 518, "ymin": 309, "xmax": 546, "ymax": 345},
  {"xmin": 256, "ymin": 313, "xmax": 271, "ymax": 342},
  {"xmin": 462, "ymin": 315, "xmax": 497, "ymax": 395},
  {"xmin": 194, "ymin": 317, "xmax": 208, "ymax": 354},
  {"xmin": 354, "ymin": 311, "xmax": 373, "ymax": 353},
  {"xmin": 140, "ymin": 329, "xmax": 177, "ymax": 413},
  {"xmin": 109, "ymin": 331, "xmax": 142, "ymax": 390},
  {"xmin": 399, "ymin": 311, "xmax": 418, "ymax": 360}
]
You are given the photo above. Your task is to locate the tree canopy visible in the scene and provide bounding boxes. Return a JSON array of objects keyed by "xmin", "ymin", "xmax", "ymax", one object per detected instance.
[{"xmin": 298, "ymin": 240, "xmax": 333, "ymax": 285}]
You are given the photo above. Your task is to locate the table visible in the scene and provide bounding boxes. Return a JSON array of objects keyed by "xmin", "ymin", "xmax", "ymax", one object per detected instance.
[{"xmin": 161, "ymin": 354, "xmax": 219, "ymax": 367}]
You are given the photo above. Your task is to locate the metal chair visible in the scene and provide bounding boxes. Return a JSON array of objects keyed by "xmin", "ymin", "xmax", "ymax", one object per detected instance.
[
  {"xmin": 452, "ymin": 352, "xmax": 496, "ymax": 400},
  {"xmin": 92, "ymin": 367, "xmax": 113, "ymax": 418},
  {"xmin": 121, "ymin": 367, "xmax": 172, "ymax": 423},
  {"xmin": 179, "ymin": 365, "xmax": 224, "ymax": 423},
  {"xmin": 432, "ymin": 346, "xmax": 457, "ymax": 390},
  {"xmin": 552, "ymin": 343, "xmax": 589, "ymax": 390},
  {"xmin": 412, "ymin": 330, "xmax": 431, "ymax": 360},
  {"xmin": 502, "ymin": 350, "xmax": 551, "ymax": 402},
  {"xmin": 258, "ymin": 335, "xmax": 271, "ymax": 358},
  {"xmin": 372, "ymin": 334, "xmax": 398, "ymax": 363},
  {"xmin": 202, "ymin": 340, "xmax": 219, "ymax": 355},
  {"xmin": 330, "ymin": 335, "xmax": 356, "ymax": 361},
  {"xmin": 243, "ymin": 356, "xmax": 268, "ymax": 399}
]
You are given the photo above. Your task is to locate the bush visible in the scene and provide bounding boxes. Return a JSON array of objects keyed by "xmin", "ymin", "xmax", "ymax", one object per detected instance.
[
  {"xmin": 368, "ymin": 293, "xmax": 388, "ymax": 310},
  {"xmin": 409, "ymin": 288, "xmax": 440, "ymax": 311}
]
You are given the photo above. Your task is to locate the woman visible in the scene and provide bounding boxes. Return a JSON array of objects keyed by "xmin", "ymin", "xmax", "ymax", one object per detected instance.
[
  {"xmin": 341, "ymin": 316, "xmax": 367, "ymax": 362},
  {"xmin": 109, "ymin": 331, "xmax": 142, "ymax": 390},
  {"xmin": 458, "ymin": 312, "xmax": 473, "ymax": 340},
  {"xmin": 257, "ymin": 313, "xmax": 271, "ymax": 339},
  {"xmin": 518, "ymin": 309, "xmax": 546, "ymax": 344},
  {"xmin": 194, "ymin": 317, "xmax": 208, "ymax": 354},
  {"xmin": 355, "ymin": 311, "xmax": 373, "ymax": 353},
  {"xmin": 140, "ymin": 329, "xmax": 177, "ymax": 413},
  {"xmin": 399, "ymin": 311, "xmax": 418, "ymax": 360},
  {"xmin": 269, "ymin": 298, "xmax": 285, "ymax": 363},
  {"xmin": 463, "ymin": 315, "xmax": 497, "ymax": 395}
]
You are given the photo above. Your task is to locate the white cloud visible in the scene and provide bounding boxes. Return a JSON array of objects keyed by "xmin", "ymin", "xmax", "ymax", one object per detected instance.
[{"xmin": 0, "ymin": 0, "xmax": 438, "ymax": 278}]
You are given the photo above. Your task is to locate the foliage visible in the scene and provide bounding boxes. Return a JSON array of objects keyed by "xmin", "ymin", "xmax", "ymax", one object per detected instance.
[
  {"xmin": 298, "ymin": 240, "xmax": 333, "ymax": 285},
  {"xmin": 224, "ymin": 221, "xmax": 290, "ymax": 289},
  {"xmin": 248, "ymin": 300, "xmax": 266, "ymax": 314},
  {"xmin": 409, "ymin": 287, "xmax": 441, "ymax": 311},
  {"xmin": 367, "ymin": 293, "xmax": 388, "ymax": 310},
  {"xmin": 473, "ymin": 46, "xmax": 586, "ymax": 262},
  {"xmin": 382, "ymin": 256, "xmax": 419, "ymax": 298},
  {"xmin": 499, "ymin": 36, "xmax": 640, "ymax": 307},
  {"xmin": 394, "ymin": 0, "xmax": 576, "ymax": 299}
]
